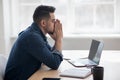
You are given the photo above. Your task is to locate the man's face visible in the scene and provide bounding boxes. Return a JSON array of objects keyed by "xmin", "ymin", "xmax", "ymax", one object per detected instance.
[{"xmin": 46, "ymin": 13, "xmax": 55, "ymax": 34}]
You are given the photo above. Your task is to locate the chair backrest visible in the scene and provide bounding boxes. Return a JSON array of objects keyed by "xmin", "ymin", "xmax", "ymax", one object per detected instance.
[{"xmin": 0, "ymin": 54, "xmax": 7, "ymax": 80}]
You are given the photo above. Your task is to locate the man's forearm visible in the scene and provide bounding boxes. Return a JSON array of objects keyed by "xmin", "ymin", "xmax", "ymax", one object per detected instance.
[{"xmin": 54, "ymin": 39, "xmax": 62, "ymax": 52}]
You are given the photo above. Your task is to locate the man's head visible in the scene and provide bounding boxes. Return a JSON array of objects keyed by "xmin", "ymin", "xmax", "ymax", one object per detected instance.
[
  {"xmin": 33, "ymin": 5, "xmax": 55, "ymax": 23},
  {"xmin": 33, "ymin": 5, "xmax": 56, "ymax": 34}
]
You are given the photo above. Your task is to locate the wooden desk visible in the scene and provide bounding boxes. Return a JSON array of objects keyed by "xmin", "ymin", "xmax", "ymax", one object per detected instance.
[{"xmin": 28, "ymin": 50, "xmax": 120, "ymax": 80}]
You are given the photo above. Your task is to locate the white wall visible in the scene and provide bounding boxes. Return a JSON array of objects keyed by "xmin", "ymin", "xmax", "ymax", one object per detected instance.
[
  {"xmin": 0, "ymin": 0, "xmax": 5, "ymax": 54},
  {"xmin": 0, "ymin": 0, "xmax": 11, "ymax": 54},
  {"xmin": 2, "ymin": 0, "xmax": 11, "ymax": 54}
]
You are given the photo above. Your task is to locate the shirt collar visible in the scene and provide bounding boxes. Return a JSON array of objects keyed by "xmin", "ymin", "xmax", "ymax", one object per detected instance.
[{"xmin": 31, "ymin": 22, "xmax": 47, "ymax": 41}]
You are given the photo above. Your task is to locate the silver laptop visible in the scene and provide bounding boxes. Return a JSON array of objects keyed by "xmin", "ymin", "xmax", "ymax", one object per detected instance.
[{"xmin": 68, "ymin": 39, "xmax": 104, "ymax": 67}]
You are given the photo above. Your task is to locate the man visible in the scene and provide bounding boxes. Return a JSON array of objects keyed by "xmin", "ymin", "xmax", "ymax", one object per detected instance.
[{"xmin": 4, "ymin": 5, "xmax": 63, "ymax": 80}]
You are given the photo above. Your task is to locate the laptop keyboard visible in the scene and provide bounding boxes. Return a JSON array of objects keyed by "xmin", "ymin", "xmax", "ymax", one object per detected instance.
[{"xmin": 77, "ymin": 58, "xmax": 96, "ymax": 65}]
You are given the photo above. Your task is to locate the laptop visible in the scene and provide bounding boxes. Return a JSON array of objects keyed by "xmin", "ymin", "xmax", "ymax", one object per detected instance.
[{"xmin": 68, "ymin": 39, "xmax": 104, "ymax": 67}]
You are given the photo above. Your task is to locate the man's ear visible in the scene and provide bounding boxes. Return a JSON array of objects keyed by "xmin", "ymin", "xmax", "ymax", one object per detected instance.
[{"xmin": 40, "ymin": 19, "xmax": 46, "ymax": 27}]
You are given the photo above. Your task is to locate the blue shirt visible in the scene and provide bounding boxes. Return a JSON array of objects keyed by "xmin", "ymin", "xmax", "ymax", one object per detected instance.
[{"xmin": 4, "ymin": 23, "xmax": 63, "ymax": 80}]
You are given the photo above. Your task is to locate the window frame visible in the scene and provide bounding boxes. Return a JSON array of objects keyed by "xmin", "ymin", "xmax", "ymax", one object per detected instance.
[{"xmin": 10, "ymin": 0, "xmax": 120, "ymax": 37}]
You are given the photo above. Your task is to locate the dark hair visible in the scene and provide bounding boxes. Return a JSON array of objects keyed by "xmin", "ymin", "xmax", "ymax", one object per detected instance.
[{"xmin": 33, "ymin": 5, "xmax": 55, "ymax": 23}]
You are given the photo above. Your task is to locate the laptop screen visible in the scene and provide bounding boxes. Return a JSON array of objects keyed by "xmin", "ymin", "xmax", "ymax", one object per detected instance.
[{"xmin": 88, "ymin": 40, "xmax": 104, "ymax": 64}]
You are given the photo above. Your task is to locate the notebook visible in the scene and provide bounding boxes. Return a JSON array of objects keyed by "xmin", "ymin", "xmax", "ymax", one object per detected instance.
[
  {"xmin": 60, "ymin": 68, "xmax": 91, "ymax": 79},
  {"xmin": 68, "ymin": 39, "xmax": 104, "ymax": 67}
]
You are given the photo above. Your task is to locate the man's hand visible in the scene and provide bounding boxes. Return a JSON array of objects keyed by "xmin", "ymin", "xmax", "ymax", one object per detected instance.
[
  {"xmin": 49, "ymin": 19, "xmax": 63, "ymax": 52},
  {"xmin": 49, "ymin": 19, "xmax": 63, "ymax": 41}
]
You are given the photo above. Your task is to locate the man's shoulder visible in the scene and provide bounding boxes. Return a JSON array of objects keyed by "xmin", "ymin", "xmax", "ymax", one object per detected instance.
[
  {"xmin": 19, "ymin": 27, "xmax": 41, "ymax": 37},
  {"xmin": 18, "ymin": 29, "xmax": 42, "ymax": 42}
]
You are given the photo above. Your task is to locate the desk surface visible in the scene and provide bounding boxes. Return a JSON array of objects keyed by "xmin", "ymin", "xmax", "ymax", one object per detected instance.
[{"xmin": 28, "ymin": 50, "xmax": 120, "ymax": 80}]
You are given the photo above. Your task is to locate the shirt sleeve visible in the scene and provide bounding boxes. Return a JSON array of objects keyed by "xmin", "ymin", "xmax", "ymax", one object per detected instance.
[
  {"xmin": 24, "ymin": 33, "xmax": 63, "ymax": 69},
  {"xmin": 52, "ymin": 48, "xmax": 63, "ymax": 58}
]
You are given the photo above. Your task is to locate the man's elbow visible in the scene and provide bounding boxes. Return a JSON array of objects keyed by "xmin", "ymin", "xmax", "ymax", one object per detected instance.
[
  {"xmin": 52, "ymin": 64, "xmax": 60, "ymax": 70},
  {"xmin": 49, "ymin": 55, "xmax": 63, "ymax": 70},
  {"xmin": 51, "ymin": 66, "xmax": 59, "ymax": 70},
  {"xmin": 51, "ymin": 61, "xmax": 62, "ymax": 70}
]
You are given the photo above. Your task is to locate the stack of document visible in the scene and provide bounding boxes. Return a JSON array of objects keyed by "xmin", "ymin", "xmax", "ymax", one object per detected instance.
[{"xmin": 60, "ymin": 68, "xmax": 91, "ymax": 79}]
